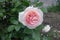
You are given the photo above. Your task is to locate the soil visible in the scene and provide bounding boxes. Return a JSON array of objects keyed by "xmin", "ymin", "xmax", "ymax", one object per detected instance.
[
  {"xmin": 43, "ymin": 12, "xmax": 60, "ymax": 40},
  {"xmin": 43, "ymin": 12, "xmax": 60, "ymax": 30}
]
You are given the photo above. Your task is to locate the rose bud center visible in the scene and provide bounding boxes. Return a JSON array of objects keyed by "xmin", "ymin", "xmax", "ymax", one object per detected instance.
[{"xmin": 25, "ymin": 10, "xmax": 40, "ymax": 26}]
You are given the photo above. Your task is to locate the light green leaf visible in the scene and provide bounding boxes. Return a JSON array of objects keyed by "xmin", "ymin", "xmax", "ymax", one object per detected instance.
[{"xmin": 7, "ymin": 25, "xmax": 15, "ymax": 32}]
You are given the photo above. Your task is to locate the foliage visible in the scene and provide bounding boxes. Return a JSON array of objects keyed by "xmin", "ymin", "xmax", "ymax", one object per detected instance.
[
  {"xmin": 0, "ymin": 0, "xmax": 53, "ymax": 40},
  {"xmin": 48, "ymin": 2, "xmax": 60, "ymax": 12}
]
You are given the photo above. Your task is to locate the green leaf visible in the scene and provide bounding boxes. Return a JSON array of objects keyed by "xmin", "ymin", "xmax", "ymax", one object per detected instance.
[
  {"xmin": 41, "ymin": 8, "xmax": 48, "ymax": 13},
  {"xmin": 7, "ymin": 25, "xmax": 15, "ymax": 32},
  {"xmin": 15, "ymin": 25, "xmax": 21, "ymax": 31},
  {"xmin": 0, "ymin": 13, "xmax": 4, "ymax": 17},
  {"xmin": 35, "ymin": 25, "xmax": 44, "ymax": 31},
  {"xmin": 32, "ymin": 30, "xmax": 41, "ymax": 40},
  {"xmin": 10, "ymin": 17, "xmax": 18, "ymax": 25},
  {"xmin": 24, "ymin": 28, "xmax": 32, "ymax": 34}
]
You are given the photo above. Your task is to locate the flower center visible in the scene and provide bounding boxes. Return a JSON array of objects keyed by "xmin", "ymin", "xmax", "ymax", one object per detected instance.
[{"xmin": 25, "ymin": 10, "xmax": 40, "ymax": 26}]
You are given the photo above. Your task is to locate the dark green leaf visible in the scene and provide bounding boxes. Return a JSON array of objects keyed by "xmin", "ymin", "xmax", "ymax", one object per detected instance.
[
  {"xmin": 10, "ymin": 17, "xmax": 18, "ymax": 25},
  {"xmin": 22, "ymin": 1, "xmax": 29, "ymax": 6},
  {"xmin": 35, "ymin": 25, "xmax": 44, "ymax": 31},
  {"xmin": 32, "ymin": 30, "xmax": 41, "ymax": 40},
  {"xmin": 24, "ymin": 28, "xmax": 32, "ymax": 34}
]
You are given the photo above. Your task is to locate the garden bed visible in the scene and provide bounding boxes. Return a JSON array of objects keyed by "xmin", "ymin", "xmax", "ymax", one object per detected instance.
[{"xmin": 43, "ymin": 12, "xmax": 60, "ymax": 40}]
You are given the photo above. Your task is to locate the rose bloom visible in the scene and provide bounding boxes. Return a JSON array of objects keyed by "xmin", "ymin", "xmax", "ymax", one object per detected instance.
[{"xmin": 18, "ymin": 6, "xmax": 43, "ymax": 29}]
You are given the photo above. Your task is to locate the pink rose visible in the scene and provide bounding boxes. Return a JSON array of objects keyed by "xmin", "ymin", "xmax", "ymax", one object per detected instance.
[{"xmin": 19, "ymin": 6, "xmax": 43, "ymax": 29}]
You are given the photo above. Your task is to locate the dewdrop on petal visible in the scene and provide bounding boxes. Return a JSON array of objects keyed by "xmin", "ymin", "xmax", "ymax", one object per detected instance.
[
  {"xmin": 18, "ymin": 6, "xmax": 43, "ymax": 29},
  {"xmin": 42, "ymin": 25, "xmax": 51, "ymax": 32}
]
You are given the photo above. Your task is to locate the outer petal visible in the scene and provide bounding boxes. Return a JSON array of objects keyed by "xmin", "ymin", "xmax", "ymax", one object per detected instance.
[
  {"xmin": 24, "ymin": 6, "xmax": 43, "ymax": 17},
  {"xmin": 18, "ymin": 12, "xmax": 26, "ymax": 26}
]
